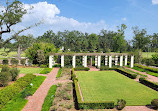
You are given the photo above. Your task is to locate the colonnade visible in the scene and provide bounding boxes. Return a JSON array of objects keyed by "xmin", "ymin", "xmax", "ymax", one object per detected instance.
[{"xmin": 49, "ymin": 53, "xmax": 134, "ymax": 68}]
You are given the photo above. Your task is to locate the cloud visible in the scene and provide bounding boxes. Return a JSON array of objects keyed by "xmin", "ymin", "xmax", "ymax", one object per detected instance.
[
  {"xmin": 152, "ymin": 0, "xmax": 158, "ymax": 5},
  {"xmin": 2, "ymin": 2, "xmax": 115, "ymax": 39},
  {"xmin": 121, "ymin": 17, "xmax": 127, "ymax": 21}
]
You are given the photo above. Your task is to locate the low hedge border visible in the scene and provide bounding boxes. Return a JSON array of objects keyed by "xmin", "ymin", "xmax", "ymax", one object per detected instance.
[
  {"xmin": 72, "ymin": 69, "xmax": 114, "ymax": 109},
  {"xmin": 139, "ymin": 77, "xmax": 158, "ymax": 91},
  {"xmin": 56, "ymin": 68, "xmax": 62, "ymax": 78},
  {"xmin": 74, "ymin": 67, "xmax": 90, "ymax": 71},
  {"xmin": 100, "ymin": 67, "xmax": 117, "ymax": 71},
  {"xmin": 115, "ymin": 68, "xmax": 137, "ymax": 79},
  {"xmin": 0, "ymin": 74, "xmax": 36, "ymax": 109},
  {"xmin": 135, "ymin": 64, "xmax": 158, "ymax": 73},
  {"xmin": 40, "ymin": 68, "xmax": 52, "ymax": 74}
]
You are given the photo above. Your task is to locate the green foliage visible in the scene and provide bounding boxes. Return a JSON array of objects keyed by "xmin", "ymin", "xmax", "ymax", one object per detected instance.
[
  {"xmin": 0, "ymin": 72, "xmax": 11, "ymax": 87},
  {"xmin": 1, "ymin": 65, "xmax": 10, "ymax": 72},
  {"xmin": 42, "ymin": 85, "xmax": 57, "ymax": 111},
  {"xmin": 152, "ymin": 54, "xmax": 158, "ymax": 64},
  {"xmin": 117, "ymin": 99, "xmax": 126, "ymax": 110},
  {"xmin": 10, "ymin": 58, "xmax": 19, "ymax": 66},
  {"xmin": 100, "ymin": 66, "xmax": 118, "ymax": 71},
  {"xmin": 25, "ymin": 42, "xmax": 56, "ymax": 64},
  {"xmin": 0, "ymin": 74, "xmax": 35, "ymax": 109},
  {"xmin": 36, "ymin": 50, "xmax": 45, "ymax": 64},
  {"xmin": 9, "ymin": 68, "xmax": 20, "ymax": 81},
  {"xmin": 53, "ymin": 64, "xmax": 61, "ymax": 67},
  {"xmin": 116, "ymin": 68, "xmax": 137, "ymax": 79},
  {"xmin": 135, "ymin": 64, "xmax": 158, "ymax": 73},
  {"xmin": 71, "ymin": 68, "xmax": 78, "ymax": 81},
  {"xmin": 56, "ymin": 68, "xmax": 62, "ymax": 78},
  {"xmin": 40, "ymin": 68, "xmax": 52, "ymax": 74},
  {"xmin": 139, "ymin": 77, "xmax": 158, "ymax": 91},
  {"xmin": 141, "ymin": 58, "xmax": 155, "ymax": 66},
  {"xmin": 20, "ymin": 59, "xmax": 26, "ymax": 66},
  {"xmin": 40, "ymin": 64, "xmax": 47, "ymax": 68},
  {"xmin": 0, "ymin": 76, "xmax": 46, "ymax": 111},
  {"xmin": 151, "ymin": 99, "xmax": 158, "ymax": 109},
  {"xmin": 2, "ymin": 59, "xmax": 8, "ymax": 65},
  {"xmin": 74, "ymin": 67, "xmax": 90, "ymax": 71}
]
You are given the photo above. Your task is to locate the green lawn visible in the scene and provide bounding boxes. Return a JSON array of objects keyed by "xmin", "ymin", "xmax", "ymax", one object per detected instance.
[
  {"xmin": 19, "ymin": 68, "xmax": 44, "ymax": 74},
  {"xmin": 76, "ymin": 71, "xmax": 158, "ymax": 106},
  {"xmin": 142, "ymin": 52, "xmax": 158, "ymax": 58}
]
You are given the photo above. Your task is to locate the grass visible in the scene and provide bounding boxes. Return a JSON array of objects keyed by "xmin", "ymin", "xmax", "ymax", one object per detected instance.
[
  {"xmin": 76, "ymin": 71, "xmax": 158, "ymax": 106},
  {"xmin": 56, "ymin": 68, "xmax": 62, "ymax": 78},
  {"xmin": 19, "ymin": 68, "xmax": 44, "ymax": 74},
  {"xmin": 40, "ymin": 68, "xmax": 52, "ymax": 74},
  {"xmin": 142, "ymin": 52, "xmax": 158, "ymax": 58},
  {"xmin": 0, "ymin": 76, "xmax": 46, "ymax": 111},
  {"xmin": 42, "ymin": 85, "xmax": 57, "ymax": 111},
  {"xmin": 133, "ymin": 67, "xmax": 158, "ymax": 77}
]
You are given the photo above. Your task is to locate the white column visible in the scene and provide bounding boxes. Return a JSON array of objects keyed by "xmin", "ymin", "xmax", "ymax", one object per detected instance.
[
  {"xmin": 84, "ymin": 55, "xmax": 87, "ymax": 67},
  {"xmin": 97, "ymin": 56, "xmax": 101, "ymax": 68},
  {"xmin": 109, "ymin": 55, "xmax": 112, "ymax": 68},
  {"xmin": 105, "ymin": 55, "xmax": 108, "ymax": 65},
  {"xmin": 120, "ymin": 55, "xmax": 123, "ymax": 66},
  {"xmin": 25, "ymin": 59, "xmax": 29, "ymax": 66},
  {"xmin": 125, "ymin": 55, "xmax": 128, "ymax": 66},
  {"xmin": 82, "ymin": 56, "xmax": 85, "ymax": 66},
  {"xmin": 95, "ymin": 56, "xmax": 98, "ymax": 66},
  {"xmin": 72, "ymin": 55, "xmax": 76, "ymax": 68},
  {"xmin": 49, "ymin": 56, "xmax": 52, "ymax": 68},
  {"xmin": 115, "ymin": 55, "xmax": 118, "ymax": 66},
  {"xmin": 61, "ymin": 55, "xmax": 64, "ymax": 67},
  {"xmin": 52, "ymin": 55, "xmax": 55, "ymax": 66},
  {"xmin": 130, "ymin": 55, "xmax": 134, "ymax": 68}
]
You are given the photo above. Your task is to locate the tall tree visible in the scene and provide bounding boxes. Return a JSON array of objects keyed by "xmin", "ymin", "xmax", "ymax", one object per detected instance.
[
  {"xmin": 151, "ymin": 33, "xmax": 158, "ymax": 51},
  {"xmin": 87, "ymin": 33, "xmax": 98, "ymax": 52}
]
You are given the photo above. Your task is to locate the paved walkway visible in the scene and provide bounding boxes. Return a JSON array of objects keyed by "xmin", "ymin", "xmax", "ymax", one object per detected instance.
[
  {"xmin": 22, "ymin": 68, "xmax": 59, "ymax": 111},
  {"xmin": 89, "ymin": 66, "xmax": 100, "ymax": 71},
  {"xmin": 124, "ymin": 66, "xmax": 158, "ymax": 83}
]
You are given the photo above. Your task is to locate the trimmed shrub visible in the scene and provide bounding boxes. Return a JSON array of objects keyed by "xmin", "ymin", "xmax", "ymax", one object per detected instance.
[
  {"xmin": 135, "ymin": 64, "xmax": 158, "ymax": 73},
  {"xmin": 40, "ymin": 64, "xmax": 47, "ymax": 68},
  {"xmin": 20, "ymin": 59, "xmax": 26, "ymax": 66},
  {"xmin": 1, "ymin": 65, "xmax": 10, "ymax": 72},
  {"xmin": 56, "ymin": 68, "xmax": 62, "ymax": 78},
  {"xmin": 100, "ymin": 66, "xmax": 117, "ymax": 71},
  {"xmin": 139, "ymin": 77, "xmax": 158, "ymax": 91},
  {"xmin": 116, "ymin": 68, "xmax": 137, "ymax": 79},
  {"xmin": 53, "ymin": 64, "xmax": 61, "ymax": 67},
  {"xmin": 9, "ymin": 68, "xmax": 20, "ymax": 81},
  {"xmin": 40, "ymin": 68, "xmax": 52, "ymax": 74},
  {"xmin": 152, "ymin": 54, "xmax": 158, "ymax": 64},
  {"xmin": 151, "ymin": 99, "xmax": 158, "ymax": 109},
  {"xmin": 2, "ymin": 59, "xmax": 8, "ymax": 65},
  {"xmin": 11, "ymin": 58, "xmax": 19, "ymax": 66},
  {"xmin": 74, "ymin": 67, "xmax": 90, "ymax": 71},
  {"xmin": 0, "ymin": 74, "xmax": 35, "ymax": 109},
  {"xmin": 0, "ymin": 72, "xmax": 11, "ymax": 87},
  {"xmin": 117, "ymin": 99, "xmax": 126, "ymax": 110},
  {"xmin": 71, "ymin": 68, "xmax": 78, "ymax": 81}
]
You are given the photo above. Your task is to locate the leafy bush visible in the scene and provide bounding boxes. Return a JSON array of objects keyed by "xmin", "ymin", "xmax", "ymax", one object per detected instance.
[
  {"xmin": 0, "ymin": 72, "xmax": 11, "ymax": 87},
  {"xmin": 42, "ymin": 85, "xmax": 57, "ymax": 111},
  {"xmin": 53, "ymin": 64, "xmax": 61, "ymax": 67},
  {"xmin": 71, "ymin": 68, "xmax": 78, "ymax": 81},
  {"xmin": 117, "ymin": 99, "xmax": 126, "ymax": 110},
  {"xmin": 40, "ymin": 64, "xmax": 47, "ymax": 68},
  {"xmin": 11, "ymin": 58, "xmax": 19, "ymax": 66},
  {"xmin": 0, "ymin": 74, "xmax": 35, "ymax": 109},
  {"xmin": 40, "ymin": 68, "xmax": 52, "ymax": 74},
  {"xmin": 2, "ymin": 59, "xmax": 8, "ymax": 65},
  {"xmin": 152, "ymin": 54, "xmax": 158, "ymax": 64},
  {"xmin": 56, "ymin": 68, "xmax": 62, "ymax": 78},
  {"xmin": 9, "ymin": 68, "xmax": 20, "ymax": 81},
  {"xmin": 151, "ymin": 99, "xmax": 158, "ymax": 109},
  {"xmin": 141, "ymin": 58, "xmax": 155, "ymax": 66},
  {"xmin": 1, "ymin": 65, "xmax": 10, "ymax": 72},
  {"xmin": 20, "ymin": 59, "xmax": 26, "ymax": 66},
  {"xmin": 135, "ymin": 64, "xmax": 158, "ymax": 73},
  {"xmin": 139, "ymin": 77, "xmax": 158, "ymax": 91},
  {"xmin": 74, "ymin": 67, "xmax": 90, "ymax": 71},
  {"xmin": 116, "ymin": 68, "xmax": 137, "ymax": 79}
]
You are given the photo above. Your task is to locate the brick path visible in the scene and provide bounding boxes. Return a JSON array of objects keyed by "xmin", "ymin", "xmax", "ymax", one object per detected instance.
[
  {"xmin": 22, "ymin": 68, "xmax": 59, "ymax": 111},
  {"xmin": 124, "ymin": 66, "xmax": 158, "ymax": 83},
  {"xmin": 89, "ymin": 66, "xmax": 100, "ymax": 71}
]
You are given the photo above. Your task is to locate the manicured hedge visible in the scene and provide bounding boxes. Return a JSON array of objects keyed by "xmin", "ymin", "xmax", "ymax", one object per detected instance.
[
  {"xmin": 74, "ymin": 80, "xmax": 114, "ymax": 109},
  {"xmin": 40, "ymin": 68, "xmax": 52, "ymax": 74},
  {"xmin": 115, "ymin": 68, "xmax": 137, "ymax": 79},
  {"xmin": 0, "ymin": 74, "xmax": 36, "ymax": 109},
  {"xmin": 100, "ymin": 66, "xmax": 117, "ymax": 71},
  {"xmin": 74, "ymin": 67, "xmax": 90, "ymax": 71},
  {"xmin": 135, "ymin": 64, "xmax": 158, "ymax": 73},
  {"xmin": 56, "ymin": 68, "xmax": 62, "ymax": 78},
  {"xmin": 139, "ymin": 77, "xmax": 158, "ymax": 91}
]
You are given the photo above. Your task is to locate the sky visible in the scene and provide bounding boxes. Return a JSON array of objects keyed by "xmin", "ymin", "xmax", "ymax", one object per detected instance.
[{"xmin": 1, "ymin": 0, "xmax": 158, "ymax": 40}]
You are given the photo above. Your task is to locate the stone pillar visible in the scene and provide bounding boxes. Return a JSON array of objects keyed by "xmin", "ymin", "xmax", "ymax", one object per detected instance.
[
  {"xmin": 84, "ymin": 55, "xmax": 87, "ymax": 67},
  {"xmin": 125, "ymin": 55, "xmax": 128, "ymax": 66},
  {"xmin": 115, "ymin": 55, "xmax": 118, "ymax": 66},
  {"xmin": 97, "ymin": 56, "xmax": 101, "ymax": 68},
  {"xmin": 109, "ymin": 55, "xmax": 112, "ymax": 68},
  {"xmin": 120, "ymin": 55, "xmax": 123, "ymax": 66},
  {"xmin": 52, "ymin": 56, "xmax": 55, "ymax": 66},
  {"xmin": 95, "ymin": 56, "xmax": 98, "ymax": 66},
  {"xmin": 25, "ymin": 59, "xmax": 29, "ymax": 66},
  {"xmin": 82, "ymin": 56, "xmax": 85, "ymax": 66},
  {"xmin": 105, "ymin": 55, "xmax": 108, "ymax": 65},
  {"xmin": 130, "ymin": 55, "xmax": 134, "ymax": 68},
  {"xmin": 49, "ymin": 55, "xmax": 53, "ymax": 68},
  {"xmin": 61, "ymin": 55, "xmax": 64, "ymax": 67},
  {"xmin": 72, "ymin": 55, "xmax": 76, "ymax": 68},
  {"xmin": 8, "ymin": 59, "xmax": 11, "ymax": 65}
]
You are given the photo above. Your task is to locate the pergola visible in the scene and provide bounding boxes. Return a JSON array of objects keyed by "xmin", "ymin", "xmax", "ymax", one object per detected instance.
[{"xmin": 49, "ymin": 53, "xmax": 134, "ymax": 68}]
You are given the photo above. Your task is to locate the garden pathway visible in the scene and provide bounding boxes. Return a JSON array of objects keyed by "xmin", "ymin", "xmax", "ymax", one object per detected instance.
[
  {"xmin": 88, "ymin": 66, "xmax": 100, "ymax": 71},
  {"xmin": 123, "ymin": 66, "xmax": 158, "ymax": 83}
]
